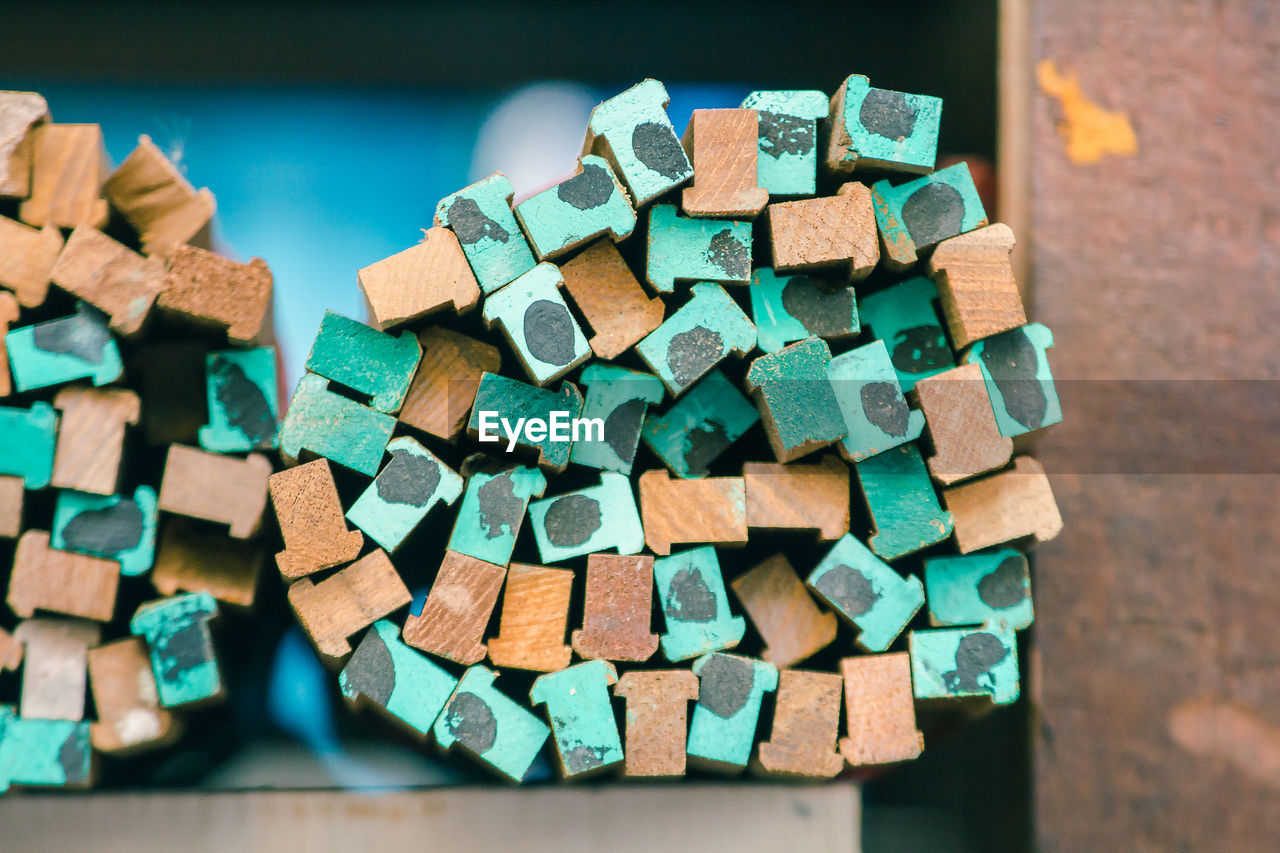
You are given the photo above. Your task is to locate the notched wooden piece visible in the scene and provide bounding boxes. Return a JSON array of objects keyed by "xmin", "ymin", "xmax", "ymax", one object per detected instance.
[
  {"xmin": 435, "ymin": 172, "xmax": 536, "ymax": 294},
  {"xmin": 856, "ymin": 443, "xmax": 954, "ymax": 560},
  {"xmin": 653, "ymin": 546, "xmax": 745, "ymax": 662},
  {"xmin": 0, "ymin": 627, "xmax": 22, "ymax": 672},
  {"xmin": 400, "ymin": 326, "xmax": 501, "ymax": 440},
  {"xmin": 158, "ymin": 444, "xmax": 271, "ymax": 539},
  {"xmin": 571, "ymin": 363, "xmax": 665, "ymax": 474},
  {"xmin": 572, "ymin": 553, "xmax": 659, "ymax": 662},
  {"xmin": 447, "ymin": 461, "xmax": 547, "ymax": 566},
  {"xmin": 467, "ymin": 373, "xmax": 583, "ymax": 472},
  {"xmin": 805, "ymin": 532, "xmax": 923, "ymax": 653},
  {"xmin": 741, "ymin": 90, "xmax": 829, "ymax": 196},
  {"xmin": 151, "ymin": 516, "xmax": 265, "ymax": 608},
  {"xmin": 270, "ymin": 459, "xmax": 364, "ymax": 580},
  {"xmin": 19, "ymin": 124, "xmax": 109, "ymax": 229},
  {"xmin": 0, "ymin": 215, "xmax": 63, "ymax": 308},
  {"xmin": 433, "ymin": 665, "xmax": 550, "ymax": 783},
  {"xmin": 928, "ymin": 222, "xmax": 1025, "ymax": 348},
  {"xmin": 745, "ymin": 337, "xmax": 847, "ymax": 463},
  {"xmin": 50, "ymin": 226, "xmax": 166, "ymax": 336},
  {"xmin": 515, "ymin": 155, "xmax": 636, "ymax": 260},
  {"xmin": 482, "ymin": 263, "xmax": 590, "ymax": 386},
  {"xmin": 0, "ymin": 91, "xmax": 49, "ymax": 197},
  {"xmin": 0, "ymin": 475, "xmax": 20, "ymax": 538},
  {"xmin": 358, "ymin": 227, "xmax": 480, "ymax": 329},
  {"xmin": 15, "ymin": 618, "xmax": 100, "ymax": 721},
  {"xmin": 827, "ymin": 339, "xmax": 924, "ymax": 463},
  {"xmin": 639, "ymin": 470, "xmax": 747, "ymax": 556},
  {"xmin": 944, "ymin": 456, "xmax": 1063, "ymax": 553},
  {"xmin": 346, "ymin": 436, "xmax": 463, "ymax": 553},
  {"xmin": 914, "ymin": 362, "xmax": 1012, "ymax": 485},
  {"xmin": 641, "ymin": 368, "xmax": 759, "ymax": 479},
  {"xmin": 645, "ymin": 204, "xmax": 752, "ymax": 292},
  {"xmin": 583, "ymin": 78, "xmax": 693, "ymax": 207},
  {"xmin": 749, "ymin": 267, "xmax": 859, "ymax": 354},
  {"xmin": 487, "ymin": 563, "xmax": 574, "ymax": 673},
  {"xmin": 731, "ymin": 554, "xmax": 837, "ymax": 669},
  {"xmin": 0, "ymin": 708, "xmax": 92, "ymax": 791},
  {"xmin": 9, "ymin": 530, "xmax": 119, "ymax": 622},
  {"xmin": 402, "ymin": 550, "xmax": 507, "ymax": 665},
  {"xmin": 130, "ymin": 592, "xmax": 222, "ymax": 707},
  {"xmin": 614, "ymin": 669, "xmax": 699, "ymax": 778},
  {"xmin": 963, "ymin": 323, "xmax": 1062, "ymax": 437},
  {"xmin": 529, "ymin": 472, "xmax": 644, "ymax": 563},
  {"xmin": 767, "ymin": 183, "xmax": 879, "ymax": 278},
  {"xmin": 287, "ymin": 549, "xmax": 411, "ymax": 662},
  {"xmin": 0, "ymin": 401, "xmax": 57, "ymax": 488},
  {"xmin": 744, "ymin": 455, "xmax": 849, "ymax": 540},
  {"xmin": 339, "ymin": 620, "xmax": 457, "ymax": 738},
  {"xmin": 687, "ymin": 652, "xmax": 778, "ymax": 774},
  {"xmin": 531, "ymin": 659, "xmax": 624, "ymax": 778},
  {"xmin": 681, "ymin": 108, "xmax": 768, "ymax": 219},
  {"xmin": 279, "ymin": 373, "xmax": 397, "ymax": 477},
  {"xmin": 871, "ymin": 162, "xmax": 988, "ymax": 270},
  {"xmin": 858, "ymin": 275, "xmax": 956, "ymax": 393},
  {"xmin": 636, "ymin": 281, "xmax": 756, "ymax": 396},
  {"xmin": 51, "ymin": 485, "xmax": 158, "ymax": 577},
  {"xmin": 755, "ymin": 669, "xmax": 844, "ymax": 779},
  {"xmin": 103, "ymin": 135, "xmax": 215, "ymax": 258},
  {"xmin": 51, "ymin": 387, "xmax": 139, "ymax": 496},
  {"xmin": 825, "ymin": 74, "xmax": 942, "ymax": 175},
  {"xmin": 909, "ymin": 625, "xmax": 1020, "ymax": 705},
  {"xmin": 839, "ymin": 653, "xmax": 924, "ymax": 767},
  {"xmin": 159, "ymin": 245, "xmax": 273, "ymax": 346},
  {"xmin": 88, "ymin": 637, "xmax": 179, "ymax": 754},
  {"xmin": 924, "ymin": 548, "xmax": 1034, "ymax": 631},
  {"xmin": 558, "ymin": 239, "xmax": 663, "ymax": 360},
  {"xmin": 6, "ymin": 302, "xmax": 122, "ymax": 392},
  {"xmin": 305, "ymin": 310, "xmax": 421, "ymax": 414},
  {"xmin": 199, "ymin": 347, "xmax": 279, "ymax": 452}
]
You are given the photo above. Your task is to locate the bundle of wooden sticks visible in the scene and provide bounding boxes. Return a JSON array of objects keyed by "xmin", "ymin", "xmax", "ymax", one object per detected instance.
[{"xmin": 277, "ymin": 76, "xmax": 1063, "ymax": 782}]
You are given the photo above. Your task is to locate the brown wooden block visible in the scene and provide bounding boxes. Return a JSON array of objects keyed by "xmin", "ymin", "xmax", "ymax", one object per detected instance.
[
  {"xmin": 0, "ymin": 291, "xmax": 16, "ymax": 398},
  {"xmin": 399, "ymin": 326, "xmax": 501, "ymax": 440},
  {"xmin": 614, "ymin": 669, "xmax": 699, "ymax": 778},
  {"xmin": 15, "ymin": 617, "xmax": 100, "ymax": 721},
  {"xmin": 88, "ymin": 637, "xmax": 179, "ymax": 754},
  {"xmin": 269, "ymin": 459, "xmax": 364, "ymax": 580},
  {"xmin": 681, "ymin": 108, "xmax": 768, "ymax": 219},
  {"xmin": 151, "ymin": 516, "xmax": 265, "ymax": 608},
  {"xmin": 944, "ymin": 455, "xmax": 1062, "ymax": 553},
  {"xmin": 767, "ymin": 182, "xmax": 879, "ymax": 279},
  {"xmin": 731, "ymin": 554, "xmax": 836, "ymax": 669},
  {"xmin": 487, "ymin": 563, "xmax": 573, "ymax": 673},
  {"xmin": 157, "ymin": 444, "xmax": 271, "ymax": 539},
  {"xmin": 0, "ymin": 215, "xmax": 63, "ymax": 308},
  {"xmin": 103, "ymin": 135, "xmax": 215, "ymax": 258},
  {"xmin": 357, "ymin": 227, "xmax": 480, "ymax": 330},
  {"xmin": 0, "ymin": 626, "xmax": 23, "ymax": 672},
  {"xmin": 50, "ymin": 226, "xmax": 167, "ymax": 336},
  {"xmin": 572, "ymin": 553, "xmax": 658, "ymax": 662},
  {"xmin": 402, "ymin": 549, "xmax": 506, "ymax": 665},
  {"xmin": 838, "ymin": 653, "xmax": 923, "ymax": 766},
  {"xmin": 8, "ymin": 531, "xmax": 119, "ymax": 622},
  {"xmin": 159, "ymin": 245, "xmax": 272, "ymax": 346},
  {"xmin": 287, "ymin": 548, "xmax": 411, "ymax": 662},
  {"xmin": 558, "ymin": 239, "xmax": 664, "ymax": 360},
  {"xmin": 744, "ymin": 454, "xmax": 850, "ymax": 540},
  {"xmin": 913, "ymin": 362, "xmax": 1012, "ymax": 485},
  {"xmin": 49, "ymin": 387, "xmax": 139, "ymax": 497},
  {"xmin": 638, "ymin": 469, "xmax": 747, "ymax": 556},
  {"xmin": 0, "ymin": 474, "xmax": 20, "ymax": 539},
  {"xmin": 928, "ymin": 222, "xmax": 1025, "ymax": 348},
  {"xmin": 0, "ymin": 91, "xmax": 49, "ymax": 197},
  {"xmin": 755, "ymin": 669, "xmax": 844, "ymax": 779},
  {"xmin": 18, "ymin": 124, "xmax": 109, "ymax": 229}
]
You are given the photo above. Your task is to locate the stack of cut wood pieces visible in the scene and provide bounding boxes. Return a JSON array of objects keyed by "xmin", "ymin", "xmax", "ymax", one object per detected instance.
[
  {"xmin": 279, "ymin": 75, "xmax": 1064, "ymax": 784},
  {"xmin": 0, "ymin": 91, "xmax": 280, "ymax": 792}
]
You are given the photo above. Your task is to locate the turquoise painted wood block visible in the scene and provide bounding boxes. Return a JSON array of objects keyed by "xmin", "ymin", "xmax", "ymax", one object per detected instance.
[
  {"xmin": 924, "ymin": 549, "xmax": 1033, "ymax": 631},
  {"xmin": 530, "ymin": 659, "xmax": 623, "ymax": 777},
  {"xmin": 856, "ymin": 443, "xmax": 954, "ymax": 560},
  {"xmin": 528, "ymin": 471, "xmax": 643, "ymax": 563},
  {"xmin": 963, "ymin": 323, "xmax": 1062, "ymax": 437},
  {"xmin": 828, "ymin": 74, "xmax": 942, "ymax": 175},
  {"xmin": 749, "ymin": 267, "xmax": 859, "ymax": 354},
  {"xmin": 909, "ymin": 626, "xmax": 1020, "ymax": 705},
  {"xmin": 482, "ymin": 263, "xmax": 591, "ymax": 386},
  {"xmin": 0, "ymin": 708, "xmax": 91, "ymax": 792},
  {"xmin": 279, "ymin": 373, "xmax": 397, "ymax": 477},
  {"xmin": 568, "ymin": 363, "xmax": 665, "ymax": 475},
  {"xmin": 645, "ymin": 204, "xmax": 752, "ymax": 293},
  {"xmin": 0, "ymin": 401, "xmax": 57, "ymax": 488},
  {"xmin": 345, "ymin": 436, "xmax": 464, "ymax": 553},
  {"xmin": 514, "ymin": 155, "xmax": 636, "ymax": 260},
  {"xmin": 858, "ymin": 276, "xmax": 955, "ymax": 392},
  {"xmin": 636, "ymin": 282, "xmax": 755, "ymax": 396},
  {"xmin": 199, "ymin": 346, "xmax": 279, "ymax": 452},
  {"xmin": 827, "ymin": 339, "xmax": 924, "ymax": 462},
  {"xmin": 434, "ymin": 665, "xmax": 551, "ymax": 783},
  {"xmin": 584, "ymin": 78, "xmax": 693, "ymax": 207},
  {"xmin": 6, "ymin": 302, "xmax": 122, "ymax": 392},
  {"xmin": 468, "ymin": 372, "xmax": 584, "ymax": 472},
  {"xmin": 339, "ymin": 620, "xmax": 458, "ymax": 737},
  {"xmin": 130, "ymin": 592, "xmax": 221, "ymax": 708},
  {"xmin": 872, "ymin": 162, "xmax": 988, "ymax": 268},
  {"xmin": 436, "ymin": 172, "xmax": 536, "ymax": 294},
  {"xmin": 642, "ymin": 369, "xmax": 759, "ymax": 478},
  {"xmin": 740, "ymin": 90, "xmax": 829, "ymax": 196},
  {"xmin": 654, "ymin": 546, "xmax": 745, "ymax": 662},
  {"xmin": 745, "ymin": 337, "xmax": 847, "ymax": 462},
  {"xmin": 447, "ymin": 462, "xmax": 547, "ymax": 566},
  {"xmin": 687, "ymin": 652, "xmax": 778, "ymax": 772},
  {"xmin": 806, "ymin": 532, "xmax": 924, "ymax": 652},
  {"xmin": 304, "ymin": 310, "xmax": 421, "ymax": 414},
  {"xmin": 51, "ymin": 485, "xmax": 158, "ymax": 577}
]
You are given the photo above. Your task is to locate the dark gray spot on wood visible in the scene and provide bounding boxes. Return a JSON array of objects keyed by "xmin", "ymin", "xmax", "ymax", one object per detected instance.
[
  {"xmin": 31, "ymin": 304, "xmax": 111, "ymax": 364},
  {"xmin": 758, "ymin": 111, "xmax": 814, "ymax": 158},
  {"xmin": 62, "ymin": 499, "xmax": 143, "ymax": 556},
  {"xmin": 781, "ymin": 277, "xmax": 854, "ymax": 337},
  {"xmin": 376, "ymin": 448, "xmax": 441, "ymax": 507},
  {"xmin": 978, "ymin": 556, "xmax": 1029, "ymax": 609},
  {"xmin": 944, "ymin": 631, "xmax": 1009, "ymax": 693},
  {"xmin": 477, "ymin": 472, "xmax": 521, "ymax": 540},
  {"xmin": 603, "ymin": 397, "xmax": 647, "ymax": 464},
  {"xmin": 665, "ymin": 568, "xmax": 717, "ymax": 622},
  {"xmin": 343, "ymin": 626, "xmax": 395, "ymax": 706},
  {"xmin": 978, "ymin": 328, "xmax": 1047, "ymax": 430},
  {"xmin": 158, "ymin": 621, "xmax": 212, "ymax": 683},
  {"xmin": 556, "ymin": 163, "xmax": 614, "ymax": 210},
  {"xmin": 813, "ymin": 565, "xmax": 881, "ymax": 618},
  {"xmin": 523, "ymin": 299, "xmax": 577, "ymax": 367},
  {"xmin": 697, "ymin": 654, "xmax": 754, "ymax": 719},
  {"xmin": 901, "ymin": 182, "xmax": 965, "ymax": 249},
  {"xmin": 564, "ymin": 744, "xmax": 607, "ymax": 774},
  {"xmin": 543, "ymin": 494, "xmax": 602, "ymax": 548},
  {"xmin": 448, "ymin": 196, "xmax": 509, "ymax": 245},
  {"xmin": 859, "ymin": 89, "xmax": 918, "ymax": 141},
  {"xmin": 683, "ymin": 419, "xmax": 731, "ymax": 477},
  {"xmin": 446, "ymin": 692, "xmax": 497, "ymax": 754},
  {"xmin": 890, "ymin": 325, "xmax": 951, "ymax": 375},
  {"xmin": 860, "ymin": 381, "xmax": 910, "ymax": 437},
  {"xmin": 210, "ymin": 355, "xmax": 275, "ymax": 447},
  {"xmin": 631, "ymin": 121, "xmax": 690, "ymax": 180},
  {"xmin": 59, "ymin": 730, "xmax": 88, "ymax": 785},
  {"xmin": 666, "ymin": 326, "xmax": 723, "ymax": 388},
  {"xmin": 705, "ymin": 229, "xmax": 748, "ymax": 278}
]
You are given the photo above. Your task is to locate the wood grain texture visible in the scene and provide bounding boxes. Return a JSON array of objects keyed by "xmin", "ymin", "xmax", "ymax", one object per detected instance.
[
  {"xmin": 8, "ymin": 530, "xmax": 119, "ymax": 621},
  {"xmin": 486, "ymin": 563, "xmax": 573, "ymax": 672},
  {"xmin": 18, "ymin": 124, "xmax": 108, "ymax": 229},
  {"xmin": 0, "ymin": 474, "xmax": 20, "ymax": 539},
  {"xmin": 402, "ymin": 549, "xmax": 506, "ymax": 665},
  {"xmin": 731, "ymin": 554, "xmax": 836, "ymax": 669},
  {"xmin": 913, "ymin": 362, "xmax": 1012, "ymax": 485},
  {"xmin": 88, "ymin": 637, "xmax": 179, "ymax": 754},
  {"xmin": 157, "ymin": 444, "xmax": 271, "ymax": 539},
  {"xmin": 614, "ymin": 669, "xmax": 699, "ymax": 778},
  {"xmin": 159, "ymin": 245, "xmax": 272, "ymax": 345},
  {"xmin": 838, "ymin": 653, "xmax": 923, "ymax": 767},
  {"xmin": 755, "ymin": 669, "xmax": 844, "ymax": 779},
  {"xmin": 103, "ymin": 135, "xmax": 215, "ymax": 258},
  {"xmin": 269, "ymin": 459, "xmax": 364, "ymax": 580},
  {"xmin": 744, "ymin": 455, "xmax": 850, "ymax": 540},
  {"xmin": 558, "ymin": 239, "xmax": 663, "ymax": 360},
  {"xmin": 287, "ymin": 548, "xmax": 411, "ymax": 662},
  {"xmin": 572, "ymin": 553, "xmax": 658, "ymax": 662},
  {"xmin": 0, "ymin": 91, "xmax": 48, "ymax": 197},
  {"xmin": 928, "ymin": 222, "xmax": 1025, "ymax": 348},
  {"xmin": 50, "ymin": 386, "xmax": 138, "ymax": 496},
  {"xmin": 14, "ymin": 618, "xmax": 99, "ymax": 721},
  {"xmin": 151, "ymin": 516, "xmax": 265, "ymax": 608},
  {"xmin": 681, "ymin": 108, "xmax": 768, "ymax": 218},
  {"xmin": 399, "ymin": 326, "xmax": 501, "ymax": 440},
  {"xmin": 357, "ymin": 227, "xmax": 480, "ymax": 329},
  {"xmin": 638, "ymin": 470, "xmax": 747, "ymax": 556},
  {"xmin": 943, "ymin": 455, "xmax": 1061, "ymax": 553},
  {"xmin": 49, "ymin": 226, "xmax": 166, "ymax": 336},
  {"xmin": 0, "ymin": 215, "xmax": 62, "ymax": 308},
  {"xmin": 767, "ymin": 182, "xmax": 879, "ymax": 278}
]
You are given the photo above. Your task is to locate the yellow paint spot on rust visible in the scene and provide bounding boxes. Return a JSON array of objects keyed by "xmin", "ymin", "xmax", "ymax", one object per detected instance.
[
  {"xmin": 1169, "ymin": 698, "xmax": 1280, "ymax": 790},
  {"xmin": 1037, "ymin": 59, "xmax": 1138, "ymax": 164}
]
